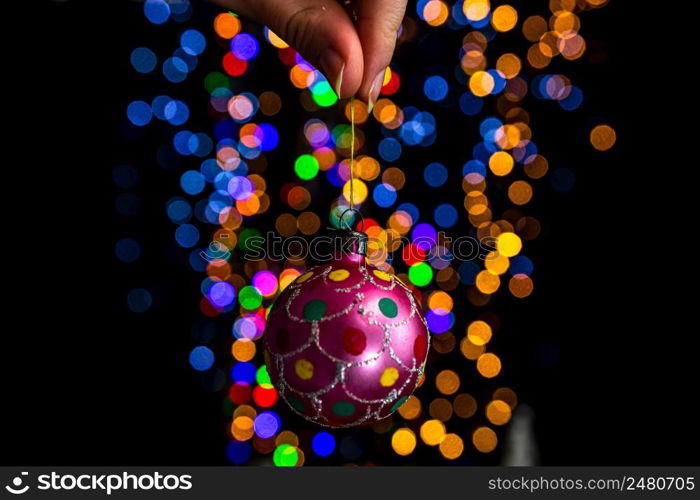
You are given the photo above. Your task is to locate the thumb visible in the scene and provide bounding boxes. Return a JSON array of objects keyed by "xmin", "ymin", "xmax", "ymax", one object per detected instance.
[
  {"xmin": 212, "ymin": 0, "xmax": 363, "ymax": 98},
  {"xmin": 354, "ymin": 0, "xmax": 407, "ymax": 110}
]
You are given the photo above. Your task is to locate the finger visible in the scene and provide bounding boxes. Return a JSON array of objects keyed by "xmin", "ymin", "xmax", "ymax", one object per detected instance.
[
  {"xmin": 212, "ymin": 0, "xmax": 363, "ymax": 98},
  {"xmin": 354, "ymin": 0, "xmax": 407, "ymax": 110}
]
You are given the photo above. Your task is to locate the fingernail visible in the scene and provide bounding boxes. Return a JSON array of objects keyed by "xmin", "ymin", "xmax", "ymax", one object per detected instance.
[
  {"xmin": 319, "ymin": 48, "xmax": 345, "ymax": 98},
  {"xmin": 367, "ymin": 68, "xmax": 386, "ymax": 114},
  {"xmin": 333, "ymin": 65, "xmax": 345, "ymax": 99}
]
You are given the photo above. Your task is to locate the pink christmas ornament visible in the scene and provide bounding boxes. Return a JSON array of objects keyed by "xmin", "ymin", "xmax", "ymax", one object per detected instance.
[{"xmin": 264, "ymin": 231, "xmax": 430, "ymax": 427}]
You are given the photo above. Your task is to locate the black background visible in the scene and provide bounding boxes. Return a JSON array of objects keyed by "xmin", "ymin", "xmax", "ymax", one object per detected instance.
[{"xmin": 3, "ymin": 0, "xmax": 694, "ymax": 465}]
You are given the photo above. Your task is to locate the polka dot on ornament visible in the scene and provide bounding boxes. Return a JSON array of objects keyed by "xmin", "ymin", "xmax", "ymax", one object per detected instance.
[
  {"xmin": 373, "ymin": 269, "xmax": 392, "ymax": 281},
  {"xmin": 342, "ymin": 327, "xmax": 366, "ymax": 355},
  {"xmin": 287, "ymin": 395, "xmax": 305, "ymax": 412},
  {"xmin": 414, "ymin": 334, "xmax": 428, "ymax": 359},
  {"xmin": 378, "ymin": 297, "xmax": 398, "ymax": 318},
  {"xmin": 303, "ymin": 299, "xmax": 326, "ymax": 320},
  {"xmin": 391, "ymin": 396, "xmax": 409, "ymax": 412},
  {"xmin": 331, "ymin": 401, "xmax": 355, "ymax": 416},
  {"xmin": 328, "ymin": 269, "xmax": 350, "ymax": 281},
  {"xmin": 296, "ymin": 271, "xmax": 314, "ymax": 283},
  {"xmin": 294, "ymin": 359, "xmax": 314, "ymax": 380},
  {"xmin": 380, "ymin": 367, "xmax": 399, "ymax": 387}
]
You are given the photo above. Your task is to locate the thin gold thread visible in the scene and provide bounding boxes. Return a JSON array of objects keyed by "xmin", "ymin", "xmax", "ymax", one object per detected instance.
[{"xmin": 349, "ymin": 97, "xmax": 356, "ymax": 211}]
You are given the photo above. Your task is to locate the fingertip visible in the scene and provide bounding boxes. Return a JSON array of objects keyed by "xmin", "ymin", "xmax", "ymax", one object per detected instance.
[
  {"xmin": 244, "ymin": 0, "xmax": 364, "ymax": 100},
  {"xmin": 336, "ymin": 52, "xmax": 363, "ymax": 99},
  {"xmin": 354, "ymin": 32, "xmax": 396, "ymax": 103},
  {"xmin": 354, "ymin": 0, "xmax": 406, "ymax": 101},
  {"xmin": 318, "ymin": 46, "xmax": 362, "ymax": 99},
  {"xmin": 319, "ymin": 20, "xmax": 363, "ymax": 98}
]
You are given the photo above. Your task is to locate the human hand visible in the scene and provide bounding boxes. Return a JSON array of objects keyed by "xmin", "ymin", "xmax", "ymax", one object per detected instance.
[{"xmin": 212, "ymin": 0, "xmax": 408, "ymax": 110}]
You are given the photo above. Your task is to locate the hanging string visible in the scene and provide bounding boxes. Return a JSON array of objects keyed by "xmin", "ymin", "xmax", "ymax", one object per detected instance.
[
  {"xmin": 343, "ymin": 0, "xmax": 359, "ymax": 225},
  {"xmin": 336, "ymin": 97, "xmax": 363, "ymax": 233},
  {"xmin": 349, "ymin": 96, "xmax": 356, "ymax": 211}
]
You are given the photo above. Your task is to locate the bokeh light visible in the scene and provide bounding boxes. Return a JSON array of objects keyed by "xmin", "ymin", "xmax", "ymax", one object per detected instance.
[
  {"xmin": 473, "ymin": 426, "xmax": 498, "ymax": 453},
  {"xmin": 419, "ymin": 419, "xmax": 446, "ymax": 446},
  {"xmin": 392, "ymin": 428, "xmax": 417, "ymax": 456},
  {"xmin": 590, "ymin": 124, "xmax": 616, "ymax": 151}
]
